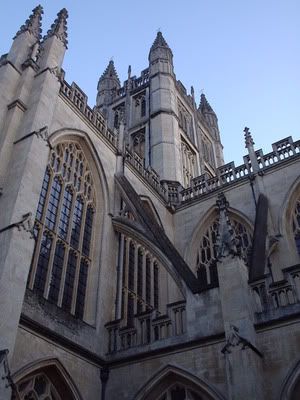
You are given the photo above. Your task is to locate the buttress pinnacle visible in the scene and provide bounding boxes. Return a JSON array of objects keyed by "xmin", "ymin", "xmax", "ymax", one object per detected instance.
[
  {"xmin": 14, "ymin": 5, "xmax": 43, "ymax": 41},
  {"xmin": 44, "ymin": 8, "xmax": 68, "ymax": 48},
  {"xmin": 199, "ymin": 93, "xmax": 214, "ymax": 113}
]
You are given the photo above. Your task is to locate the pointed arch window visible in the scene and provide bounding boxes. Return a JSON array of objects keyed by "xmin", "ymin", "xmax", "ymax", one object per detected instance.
[
  {"xmin": 28, "ymin": 142, "xmax": 96, "ymax": 320},
  {"xmin": 196, "ymin": 215, "xmax": 252, "ymax": 287},
  {"xmin": 292, "ymin": 197, "xmax": 300, "ymax": 255},
  {"xmin": 15, "ymin": 373, "xmax": 62, "ymax": 400}
]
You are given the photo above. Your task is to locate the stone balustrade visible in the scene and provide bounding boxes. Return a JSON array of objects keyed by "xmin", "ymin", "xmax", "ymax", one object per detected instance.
[
  {"xmin": 251, "ymin": 264, "xmax": 300, "ymax": 314},
  {"xmin": 125, "ymin": 149, "xmax": 167, "ymax": 200},
  {"xmin": 106, "ymin": 301, "xmax": 186, "ymax": 353},
  {"xmin": 60, "ymin": 80, "xmax": 118, "ymax": 148}
]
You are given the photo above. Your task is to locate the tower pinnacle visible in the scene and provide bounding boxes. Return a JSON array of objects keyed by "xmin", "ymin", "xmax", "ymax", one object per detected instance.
[
  {"xmin": 199, "ymin": 93, "xmax": 214, "ymax": 114},
  {"xmin": 99, "ymin": 60, "xmax": 120, "ymax": 84},
  {"xmin": 244, "ymin": 127, "xmax": 254, "ymax": 148},
  {"xmin": 150, "ymin": 31, "xmax": 171, "ymax": 53},
  {"xmin": 14, "ymin": 5, "xmax": 43, "ymax": 40},
  {"xmin": 44, "ymin": 8, "xmax": 68, "ymax": 48}
]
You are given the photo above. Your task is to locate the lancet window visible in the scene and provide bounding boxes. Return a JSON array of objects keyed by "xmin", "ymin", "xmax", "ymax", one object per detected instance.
[
  {"xmin": 292, "ymin": 197, "xmax": 300, "ymax": 255},
  {"xmin": 28, "ymin": 142, "xmax": 96, "ymax": 320},
  {"xmin": 203, "ymin": 136, "xmax": 215, "ymax": 167},
  {"xmin": 181, "ymin": 140, "xmax": 196, "ymax": 188},
  {"xmin": 120, "ymin": 235, "xmax": 160, "ymax": 326},
  {"xmin": 132, "ymin": 129, "xmax": 145, "ymax": 159},
  {"xmin": 196, "ymin": 215, "xmax": 252, "ymax": 287}
]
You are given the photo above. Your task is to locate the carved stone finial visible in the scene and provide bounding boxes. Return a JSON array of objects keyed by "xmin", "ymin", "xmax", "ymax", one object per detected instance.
[
  {"xmin": 244, "ymin": 126, "xmax": 255, "ymax": 148},
  {"xmin": 128, "ymin": 65, "xmax": 131, "ymax": 79},
  {"xmin": 191, "ymin": 86, "xmax": 195, "ymax": 98},
  {"xmin": 99, "ymin": 60, "xmax": 120, "ymax": 85},
  {"xmin": 150, "ymin": 31, "xmax": 171, "ymax": 52},
  {"xmin": 215, "ymin": 192, "xmax": 238, "ymax": 259},
  {"xmin": 14, "ymin": 5, "xmax": 43, "ymax": 40},
  {"xmin": 44, "ymin": 8, "xmax": 68, "ymax": 48},
  {"xmin": 199, "ymin": 93, "xmax": 214, "ymax": 113}
]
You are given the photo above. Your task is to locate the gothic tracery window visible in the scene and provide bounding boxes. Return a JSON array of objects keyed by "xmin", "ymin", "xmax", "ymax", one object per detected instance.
[
  {"xmin": 28, "ymin": 142, "xmax": 96, "ymax": 320},
  {"xmin": 196, "ymin": 214, "xmax": 252, "ymax": 286},
  {"xmin": 292, "ymin": 197, "xmax": 300, "ymax": 255},
  {"xmin": 15, "ymin": 373, "xmax": 61, "ymax": 400}
]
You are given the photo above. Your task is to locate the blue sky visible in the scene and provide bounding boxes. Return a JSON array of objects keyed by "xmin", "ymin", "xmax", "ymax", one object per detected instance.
[{"xmin": 1, "ymin": 1, "xmax": 299, "ymax": 165}]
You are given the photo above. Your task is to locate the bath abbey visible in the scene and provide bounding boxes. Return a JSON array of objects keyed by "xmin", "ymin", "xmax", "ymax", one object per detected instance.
[{"xmin": 1, "ymin": 5, "xmax": 300, "ymax": 400}]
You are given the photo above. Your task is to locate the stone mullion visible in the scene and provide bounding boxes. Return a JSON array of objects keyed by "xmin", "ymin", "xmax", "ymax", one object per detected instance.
[
  {"xmin": 116, "ymin": 233, "xmax": 125, "ymax": 320},
  {"xmin": 142, "ymin": 250, "xmax": 146, "ymax": 311},
  {"xmin": 71, "ymin": 200, "xmax": 88, "ymax": 315},
  {"xmin": 122, "ymin": 237, "xmax": 130, "ymax": 325},
  {"xmin": 133, "ymin": 242, "xmax": 140, "ymax": 315},
  {"xmin": 57, "ymin": 188, "xmax": 77, "ymax": 307},
  {"xmin": 150, "ymin": 257, "xmax": 154, "ymax": 308},
  {"xmin": 44, "ymin": 179, "xmax": 65, "ymax": 299}
]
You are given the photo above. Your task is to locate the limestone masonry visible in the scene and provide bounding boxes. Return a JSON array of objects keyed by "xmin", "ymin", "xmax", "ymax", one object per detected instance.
[{"xmin": 0, "ymin": 5, "xmax": 300, "ymax": 400}]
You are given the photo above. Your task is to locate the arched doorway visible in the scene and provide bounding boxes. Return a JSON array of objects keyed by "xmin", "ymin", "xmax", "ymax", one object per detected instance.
[{"xmin": 280, "ymin": 360, "xmax": 300, "ymax": 400}]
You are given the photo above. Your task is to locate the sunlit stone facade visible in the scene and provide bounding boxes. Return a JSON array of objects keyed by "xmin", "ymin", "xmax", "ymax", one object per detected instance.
[{"xmin": 0, "ymin": 6, "xmax": 300, "ymax": 400}]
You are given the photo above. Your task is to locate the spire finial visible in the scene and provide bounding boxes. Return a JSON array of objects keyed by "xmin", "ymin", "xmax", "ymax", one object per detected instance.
[
  {"xmin": 150, "ymin": 31, "xmax": 171, "ymax": 52},
  {"xmin": 244, "ymin": 127, "xmax": 255, "ymax": 148},
  {"xmin": 44, "ymin": 8, "xmax": 68, "ymax": 48},
  {"xmin": 14, "ymin": 5, "xmax": 43, "ymax": 40},
  {"xmin": 98, "ymin": 60, "xmax": 120, "ymax": 84},
  {"xmin": 215, "ymin": 193, "xmax": 238, "ymax": 259},
  {"xmin": 199, "ymin": 93, "xmax": 214, "ymax": 113}
]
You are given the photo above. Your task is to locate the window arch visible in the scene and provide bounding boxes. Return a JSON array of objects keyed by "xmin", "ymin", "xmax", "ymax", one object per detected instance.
[
  {"xmin": 196, "ymin": 213, "xmax": 252, "ymax": 287},
  {"xmin": 292, "ymin": 196, "xmax": 300, "ymax": 255},
  {"xmin": 158, "ymin": 384, "xmax": 204, "ymax": 400},
  {"xmin": 28, "ymin": 142, "xmax": 96, "ymax": 320},
  {"xmin": 15, "ymin": 373, "xmax": 62, "ymax": 400}
]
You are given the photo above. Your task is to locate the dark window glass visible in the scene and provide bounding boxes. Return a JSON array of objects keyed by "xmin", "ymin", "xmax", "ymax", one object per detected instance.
[
  {"xmin": 48, "ymin": 242, "xmax": 65, "ymax": 303},
  {"xmin": 114, "ymin": 112, "xmax": 119, "ymax": 128},
  {"xmin": 122, "ymin": 238, "xmax": 127, "ymax": 286},
  {"xmin": 62, "ymin": 251, "xmax": 77, "ymax": 312},
  {"xmin": 295, "ymin": 234, "xmax": 300, "ymax": 255},
  {"xmin": 82, "ymin": 207, "xmax": 94, "ymax": 256},
  {"xmin": 128, "ymin": 242, "xmax": 135, "ymax": 290},
  {"xmin": 137, "ymin": 249, "xmax": 143, "ymax": 297},
  {"xmin": 58, "ymin": 187, "xmax": 73, "ymax": 240},
  {"xmin": 70, "ymin": 197, "xmax": 84, "ymax": 249},
  {"xmin": 33, "ymin": 233, "xmax": 52, "ymax": 295},
  {"xmin": 36, "ymin": 170, "xmax": 50, "ymax": 221},
  {"xmin": 141, "ymin": 98, "xmax": 146, "ymax": 117},
  {"xmin": 154, "ymin": 263, "xmax": 159, "ymax": 309},
  {"xmin": 127, "ymin": 294, "xmax": 134, "ymax": 327},
  {"xmin": 45, "ymin": 177, "xmax": 62, "ymax": 230},
  {"xmin": 75, "ymin": 260, "xmax": 88, "ymax": 319},
  {"xmin": 146, "ymin": 256, "xmax": 151, "ymax": 304},
  {"xmin": 171, "ymin": 386, "xmax": 186, "ymax": 400}
]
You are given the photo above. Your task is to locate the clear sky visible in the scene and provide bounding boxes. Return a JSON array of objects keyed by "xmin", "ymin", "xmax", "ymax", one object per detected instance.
[{"xmin": 1, "ymin": 1, "xmax": 299, "ymax": 165}]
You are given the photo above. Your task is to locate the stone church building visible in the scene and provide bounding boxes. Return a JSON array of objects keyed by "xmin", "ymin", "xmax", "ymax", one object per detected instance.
[{"xmin": 0, "ymin": 6, "xmax": 300, "ymax": 400}]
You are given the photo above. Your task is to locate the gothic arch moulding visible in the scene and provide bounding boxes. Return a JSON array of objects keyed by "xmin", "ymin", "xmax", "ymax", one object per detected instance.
[
  {"xmin": 133, "ymin": 364, "xmax": 226, "ymax": 400},
  {"xmin": 12, "ymin": 357, "xmax": 83, "ymax": 400},
  {"xmin": 48, "ymin": 127, "xmax": 110, "ymax": 214},
  {"xmin": 280, "ymin": 359, "xmax": 300, "ymax": 400},
  {"xmin": 29, "ymin": 129, "xmax": 110, "ymax": 324}
]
